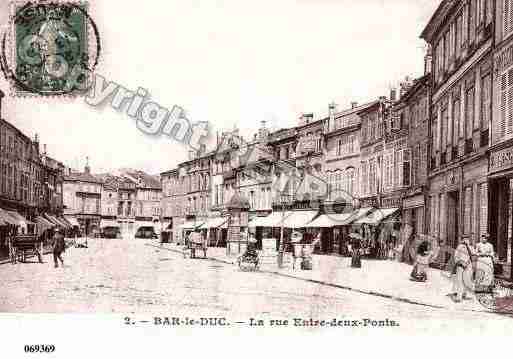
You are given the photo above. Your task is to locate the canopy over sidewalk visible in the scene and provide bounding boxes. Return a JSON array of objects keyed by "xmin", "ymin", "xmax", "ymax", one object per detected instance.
[
  {"xmin": 248, "ymin": 211, "xmax": 292, "ymax": 228},
  {"xmin": 354, "ymin": 208, "xmax": 400, "ymax": 226},
  {"xmin": 304, "ymin": 207, "xmax": 374, "ymax": 228},
  {"xmin": 64, "ymin": 216, "xmax": 79, "ymax": 227},
  {"xmin": 199, "ymin": 217, "xmax": 228, "ymax": 229},
  {"xmin": 281, "ymin": 211, "xmax": 318, "ymax": 229}
]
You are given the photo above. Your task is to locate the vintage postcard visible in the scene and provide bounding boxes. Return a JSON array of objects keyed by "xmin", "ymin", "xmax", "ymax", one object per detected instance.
[{"xmin": 1, "ymin": 0, "xmax": 513, "ymax": 356}]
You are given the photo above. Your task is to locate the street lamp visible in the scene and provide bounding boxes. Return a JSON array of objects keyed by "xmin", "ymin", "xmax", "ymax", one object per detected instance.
[{"xmin": 278, "ymin": 192, "xmax": 293, "ymax": 268}]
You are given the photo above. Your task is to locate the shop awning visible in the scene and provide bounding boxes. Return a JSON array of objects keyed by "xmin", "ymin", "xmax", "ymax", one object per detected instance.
[
  {"xmin": 135, "ymin": 221, "xmax": 155, "ymax": 229},
  {"xmin": 54, "ymin": 216, "xmax": 71, "ymax": 228},
  {"xmin": 5, "ymin": 210, "xmax": 33, "ymax": 226},
  {"xmin": 101, "ymin": 219, "xmax": 119, "ymax": 228},
  {"xmin": 305, "ymin": 212, "xmax": 355, "ymax": 228},
  {"xmin": 64, "ymin": 216, "xmax": 79, "ymax": 227},
  {"xmin": 281, "ymin": 211, "xmax": 319, "ymax": 229},
  {"xmin": 59, "ymin": 216, "xmax": 73, "ymax": 228},
  {"xmin": 199, "ymin": 217, "xmax": 228, "ymax": 229},
  {"xmin": 0, "ymin": 208, "xmax": 17, "ymax": 225},
  {"xmin": 354, "ymin": 208, "xmax": 400, "ymax": 226},
  {"xmin": 44, "ymin": 214, "xmax": 62, "ymax": 227},
  {"xmin": 248, "ymin": 211, "xmax": 293, "ymax": 228},
  {"xmin": 179, "ymin": 221, "xmax": 204, "ymax": 230},
  {"xmin": 36, "ymin": 216, "xmax": 55, "ymax": 232}
]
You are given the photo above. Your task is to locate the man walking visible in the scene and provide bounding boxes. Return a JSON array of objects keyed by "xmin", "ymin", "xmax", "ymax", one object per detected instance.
[{"xmin": 52, "ymin": 228, "xmax": 66, "ymax": 268}]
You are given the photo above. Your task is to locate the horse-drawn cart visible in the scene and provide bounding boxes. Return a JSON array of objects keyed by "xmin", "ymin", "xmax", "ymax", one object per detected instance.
[{"xmin": 11, "ymin": 235, "xmax": 43, "ymax": 264}]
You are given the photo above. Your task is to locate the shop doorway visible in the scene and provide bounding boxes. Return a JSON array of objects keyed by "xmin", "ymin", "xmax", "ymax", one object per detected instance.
[
  {"xmin": 446, "ymin": 191, "xmax": 459, "ymax": 251},
  {"xmin": 489, "ymin": 178, "xmax": 513, "ymax": 280}
]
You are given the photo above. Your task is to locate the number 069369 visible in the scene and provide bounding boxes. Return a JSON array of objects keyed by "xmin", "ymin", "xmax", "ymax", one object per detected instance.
[{"xmin": 24, "ymin": 345, "xmax": 55, "ymax": 353}]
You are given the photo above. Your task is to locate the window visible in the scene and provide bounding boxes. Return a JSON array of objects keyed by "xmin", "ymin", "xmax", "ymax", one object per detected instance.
[
  {"xmin": 504, "ymin": 0, "xmax": 513, "ymax": 38},
  {"xmin": 361, "ymin": 162, "xmax": 368, "ymax": 196},
  {"xmin": 469, "ymin": 0, "xmax": 476, "ymax": 43},
  {"xmin": 465, "ymin": 86, "xmax": 475, "ymax": 139},
  {"xmin": 441, "ymin": 107, "xmax": 448, "ymax": 150},
  {"xmin": 337, "ymin": 139, "xmax": 342, "ymax": 157},
  {"xmin": 481, "ymin": 73, "xmax": 491, "ymax": 131},
  {"xmin": 464, "ymin": 186, "xmax": 473, "ymax": 235},
  {"xmin": 453, "ymin": 98, "xmax": 461, "ymax": 145}
]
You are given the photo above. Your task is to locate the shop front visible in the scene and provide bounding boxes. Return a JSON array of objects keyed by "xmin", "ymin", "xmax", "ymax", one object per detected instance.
[{"xmin": 488, "ymin": 141, "xmax": 513, "ymax": 281}]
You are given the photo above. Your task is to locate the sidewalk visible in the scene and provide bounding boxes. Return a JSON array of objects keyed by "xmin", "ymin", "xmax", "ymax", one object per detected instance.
[{"xmin": 153, "ymin": 241, "xmax": 499, "ymax": 314}]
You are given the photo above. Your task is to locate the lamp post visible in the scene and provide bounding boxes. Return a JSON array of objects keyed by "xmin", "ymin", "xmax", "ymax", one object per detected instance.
[{"xmin": 278, "ymin": 192, "xmax": 292, "ymax": 268}]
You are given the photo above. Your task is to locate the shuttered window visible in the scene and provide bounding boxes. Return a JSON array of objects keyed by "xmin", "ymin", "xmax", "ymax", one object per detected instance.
[
  {"xmin": 480, "ymin": 183, "xmax": 488, "ymax": 237},
  {"xmin": 481, "ymin": 74, "xmax": 491, "ymax": 131},
  {"xmin": 469, "ymin": 0, "xmax": 477, "ymax": 43},
  {"xmin": 453, "ymin": 99, "xmax": 461, "ymax": 144},
  {"xmin": 464, "ymin": 186, "xmax": 473, "ymax": 235},
  {"xmin": 403, "ymin": 149, "xmax": 411, "ymax": 187},
  {"xmin": 441, "ymin": 107, "xmax": 448, "ymax": 150},
  {"xmin": 504, "ymin": 0, "xmax": 513, "ymax": 38},
  {"xmin": 465, "ymin": 87, "xmax": 475, "ymax": 139}
]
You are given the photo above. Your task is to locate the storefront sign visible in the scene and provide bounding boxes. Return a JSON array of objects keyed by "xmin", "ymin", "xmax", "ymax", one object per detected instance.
[
  {"xmin": 490, "ymin": 146, "xmax": 513, "ymax": 173},
  {"xmin": 382, "ymin": 196, "xmax": 402, "ymax": 208}
]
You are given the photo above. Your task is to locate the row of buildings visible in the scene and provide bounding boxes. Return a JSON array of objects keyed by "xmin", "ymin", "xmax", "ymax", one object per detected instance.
[
  {"xmin": 0, "ymin": 87, "xmax": 163, "ymax": 252},
  {"xmin": 161, "ymin": 0, "xmax": 513, "ymax": 280}
]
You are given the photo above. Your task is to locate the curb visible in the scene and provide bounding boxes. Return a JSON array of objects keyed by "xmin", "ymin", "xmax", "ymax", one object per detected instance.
[{"xmin": 148, "ymin": 242, "xmax": 502, "ymax": 314}]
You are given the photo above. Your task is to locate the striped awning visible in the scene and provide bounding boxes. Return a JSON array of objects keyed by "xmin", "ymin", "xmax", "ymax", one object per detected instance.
[
  {"xmin": 354, "ymin": 208, "xmax": 400, "ymax": 226},
  {"xmin": 199, "ymin": 217, "xmax": 228, "ymax": 229},
  {"xmin": 248, "ymin": 211, "xmax": 292, "ymax": 228},
  {"xmin": 64, "ymin": 216, "xmax": 79, "ymax": 227},
  {"xmin": 36, "ymin": 216, "xmax": 55, "ymax": 232},
  {"xmin": 5, "ymin": 210, "xmax": 33, "ymax": 226},
  {"xmin": 0, "ymin": 208, "xmax": 16, "ymax": 225}
]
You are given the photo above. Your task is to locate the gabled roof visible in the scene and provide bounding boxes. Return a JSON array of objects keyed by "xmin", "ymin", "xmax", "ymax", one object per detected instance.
[
  {"xmin": 64, "ymin": 171, "xmax": 102, "ymax": 184},
  {"xmin": 124, "ymin": 170, "xmax": 162, "ymax": 189}
]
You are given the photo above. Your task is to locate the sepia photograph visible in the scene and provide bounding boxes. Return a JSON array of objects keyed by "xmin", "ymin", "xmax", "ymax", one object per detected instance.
[{"xmin": 1, "ymin": 0, "xmax": 513, "ymax": 356}]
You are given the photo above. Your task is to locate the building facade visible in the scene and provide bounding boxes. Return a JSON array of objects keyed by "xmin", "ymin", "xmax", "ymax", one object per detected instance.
[
  {"xmin": 489, "ymin": 0, "xmax": 513, "ymax": 279},
  {"xmin": 421, "ymin": 0, "xmax": 493, "ymax": 261}
]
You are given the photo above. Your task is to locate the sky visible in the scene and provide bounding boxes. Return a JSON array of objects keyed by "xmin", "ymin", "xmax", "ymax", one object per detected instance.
[{"xmin": 0, "ymin": 0, "xmax": 442, "ymax": 175}]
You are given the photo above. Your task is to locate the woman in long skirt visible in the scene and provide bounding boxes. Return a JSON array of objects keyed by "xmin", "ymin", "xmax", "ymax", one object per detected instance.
[
  {"xmin": 475, "ymin": 233, "xmax": 495, "ymax": 292},
  {"xmin": 350, "ymin": 233, "xmax": 362, "ymax": 268}
]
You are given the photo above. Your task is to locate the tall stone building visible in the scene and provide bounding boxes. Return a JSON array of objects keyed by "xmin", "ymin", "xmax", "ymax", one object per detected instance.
[
  {"xmin": 0, "ymin": 90, "xmax": 66, "ymax": 247},
  {"xmin": 63, "ymin": 160, "xmax": 102, "ymax": 236},
  {"xmin": 421, "ymin": 0, "xmax": 493, "ymax": 256},
  {"xmin": 489, "ymin": 0, "xmax": 513, "ymax": 279}
]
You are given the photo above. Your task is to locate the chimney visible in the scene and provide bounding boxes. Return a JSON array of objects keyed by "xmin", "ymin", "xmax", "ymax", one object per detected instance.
[
  {"xmin": 34, "ymin": 133, "xmax": 40, "ymax": 152},
  {"xmin": 327, "ymin": 102, "xmax": 337, "ymax": 132},
  {"xmin": 351, "ymin": 102, "xmax": 358, "ymax": 109},
  {"xmin": 84, "ymin": 156, "xmax": 91, "ymax": 174},
  {"xmin": 300, "ymin": 113, "xmax": 314, "ymax": 125},
  {"xmin": 258, "ymin": 120, "xmax": 269, "ymax": 141},
  {"xmin": 43, "ymin": 144, "xmax": 47, "ymax": 156},
  {"xmin": 0, "ymin": 89, "xmax": 4, "ymax": 119}
]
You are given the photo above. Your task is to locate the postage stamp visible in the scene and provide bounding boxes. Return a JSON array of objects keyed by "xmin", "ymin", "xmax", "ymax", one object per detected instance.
[{"xmin": 0, "ymin": 0, "xmax": 100, "ymax": 97}]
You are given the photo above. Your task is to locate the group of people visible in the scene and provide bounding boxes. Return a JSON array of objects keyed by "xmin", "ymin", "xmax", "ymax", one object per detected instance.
[{"xmin": 409, "ymin": 232, "xmax": 497, "ymax": 303}]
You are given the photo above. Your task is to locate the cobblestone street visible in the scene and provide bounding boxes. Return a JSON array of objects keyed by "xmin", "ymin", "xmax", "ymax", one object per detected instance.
[{"xmin": 1, "ymin": 239, "xmax": 512, "ymax": 333}]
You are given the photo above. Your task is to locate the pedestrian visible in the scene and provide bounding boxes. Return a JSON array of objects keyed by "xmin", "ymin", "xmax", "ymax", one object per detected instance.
[
  {"xmin": 52, "ymin": 227, "xmax": 66, "ymax": 268},
  {"xmin": 410, "ymin": 239, "xmax": 438, "ymax": 282},
  {"xmin": 290, "ymin": 230, "xmax": 302, "ymax": 270},
  {"xmin": 475, "ymin": 233, "xmax": 495, "ymax": 293},
  {"xmin": 452, "ymin": 234, "xmax": 476, "ymax": 302},
  {"xmin": 350, "ymin": 233, "xmax": 362, "ymax": 268}
]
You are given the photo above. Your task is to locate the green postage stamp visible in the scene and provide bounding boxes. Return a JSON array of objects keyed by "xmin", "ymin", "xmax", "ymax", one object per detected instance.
[{"xmin": 0, "ymin": 0, "xmax": 100, "ymax": 96}]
